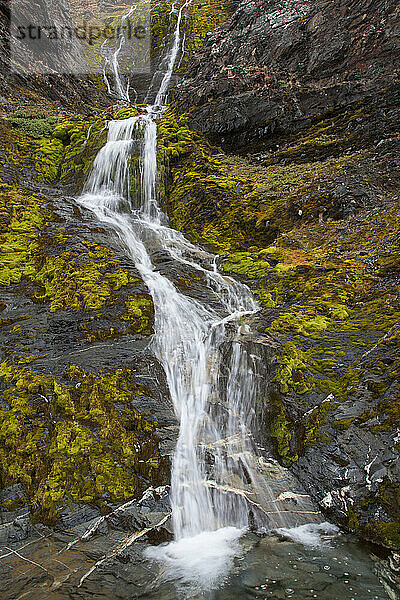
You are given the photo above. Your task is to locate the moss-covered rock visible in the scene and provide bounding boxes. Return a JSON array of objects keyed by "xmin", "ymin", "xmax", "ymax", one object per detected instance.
[
  {"xmin": 161, "ymin": 88, "xmax": 400, "ymax": 550},
  {"xmin": 0, "ymin": 361, "xmax": 164, "ymax": 524},
  {"xmin": 0, "ymin": 177, "xmax": 163, "ymax": 523},
  {"xmin": 0, "ymin": 184, "xmax": 153, "ymax": 328},
  {"xmin": 121, "ymin": 295, "xmax": 154, "ymax": 335},
  {"xmin": 160, "ymin": 109, "xmax": 368, "ymax": 253},
  {"xmin": 5, "ymin": 114, "xmax": 59, "ymax": 139},
  {"xmin": 266, "ymin": 391, "xmax": 298, "ymax": 467}
]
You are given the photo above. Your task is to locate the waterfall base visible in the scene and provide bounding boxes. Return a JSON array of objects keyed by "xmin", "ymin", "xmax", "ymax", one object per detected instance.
[{"xmin": 145, "ymin": 527, "xmax": 244, "ymax": 593}]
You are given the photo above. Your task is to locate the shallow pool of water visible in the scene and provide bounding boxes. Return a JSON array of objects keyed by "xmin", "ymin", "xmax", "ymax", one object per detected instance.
[
  {"xmin": 140, "ymin": 527, "xmax": 389, "ymax": 600},
  {"xmin": 1, "ymin": 511, "xmax": 396, "ymax": 600}
]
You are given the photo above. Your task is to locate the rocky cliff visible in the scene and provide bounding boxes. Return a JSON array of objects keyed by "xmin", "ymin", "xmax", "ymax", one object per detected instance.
[
  {"xmin": 163, "ymin": 0, "xmax": 400, "ymax": 551},
  {"xmin": 0, "ymin": 0, "xmax": 399, "ymax": 567},
  {"xmin": 177, "ymin": 0, "xmax": 400, "ymax": 148}
]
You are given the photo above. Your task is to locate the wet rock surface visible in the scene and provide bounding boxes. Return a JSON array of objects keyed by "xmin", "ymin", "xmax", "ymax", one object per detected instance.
[
  {"xmin": 0, "ymin": 485, "xmax": 173, "ymax": 599},
  {"xmin": 0, "ymin": 8, "xmax": 110, "ymax": 115},
  {"xmin": 0, "ymin": 508, "xmax": 391, "ymax": 599}
]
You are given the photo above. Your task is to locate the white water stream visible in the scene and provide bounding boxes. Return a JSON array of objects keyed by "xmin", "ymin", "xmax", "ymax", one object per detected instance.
[{"xmin": 78, "ymin": 2, "xmax": 317, "ymax": 592}]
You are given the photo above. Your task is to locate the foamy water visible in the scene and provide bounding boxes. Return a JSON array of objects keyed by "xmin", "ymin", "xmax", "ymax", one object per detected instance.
[
  {"xmin": 145, "ymin": 527, "xmax": 245, "ymax": 593},
  {"xmin": 276, "ymin": 522, "xmax": 340, "ymax": 548}
]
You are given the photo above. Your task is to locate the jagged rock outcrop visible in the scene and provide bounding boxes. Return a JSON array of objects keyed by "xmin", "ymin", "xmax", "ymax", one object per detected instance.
[{"xmin": 177, "ymin": 0, "xmax": 400, "ymax": 148}]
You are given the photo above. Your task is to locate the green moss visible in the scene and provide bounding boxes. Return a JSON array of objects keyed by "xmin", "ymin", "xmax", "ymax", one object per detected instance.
[
  {"xmin": 376, "ymin": 251, "xmax": 400, "ymax": 275},
  {"xmin": 56, "ymin": 117, "xmax": 107, "ymax": 185},
  {"xmin": 261, "ymin": 98, "xmax": 382, "ymax": 167},
  {"xmin": 330, "ymin": 305, "xmax": 350, "ymax": 319},
  {"xmin": 375, "ymin": 393, "xmax": 400, "ymax": 431},
  {"xmin": 364, "ymin": 522, "xmax": 400, "ymax": 549},
  {"xmin": 34, "ymin": 251, "xmax": 122, "ymax": 312},
  {"xmin": 0, "ymin": 362, "xmax": 164, "ymax": 523},
  {"xmin": 36, "ymin": 138, "xmax": 64, "ymax": 181},
  {"xmin": 150, "ymin": 1, "xmax": 175, "ymax": 58},
  {"xmin": 222, "ymin": 252, "xmax": 273, "ymax": 278},
  {"xmin": 253, "ymin": 287, "xmax": 279, "ymax": 308},
  {"xmin": 1, "ymin": 110, "xmax": 108, "ymax": 187},
  {"xmin": 273, "ymin": 342, "xmax": 344, "ymax": 398},
  {"xmin": 275, "ymin": 342, "xmax": 313, "ymax": 395},
  {"xmin": 302, "ymin": 400, "xmax": 333, "ymax": 449},
  {"xmin": 157, "ymin": 96, "xmax": 400, "ymax": 549},
  {"xmin": 162, "ymin": 108, "xmax": 364, "ymax": 253},
  {"xmin": 0, "ymin": 184, "xmax": 154, "ymax": 318},
  {"xmin": 113, "ymin": 107, "xmax": 140, "ymax": 120},
  {"xmin": 160, "ymin": 111, "xmax": 255, "ymax": 252},
  {"xmin": 266, "ymin": 392, "xmax": 298, "ymax": 466},
  {"xmin": 271, "ymin": 340, "xmax": 363, "ymax": 450},
  {"xmin": 52, "ymin": 120, "xmax": 76, "ymax": 142},
  {"xmin": 361, "ymin": 479, "xmax": 400, "ymax": 549},
  {"xmin": 181, "ymin": 0, "xmax": 231, "ymax": 68},
  {"xmin": 82, "ymin": 325, "xmax": 121, "ymax": 343},
  {"xmin": 17, "ymin": 354, "xmax": 47, "ymax": 365},
  {"xmin": 270, "ymin": 311, "xmax": 330, "ymax": 337},
  {"xmin": 150, "ymin": 0, "xmax": 231, "ymax": 67},
  {"xmin": 0, "ymin": 189, "xmax": 47, "ymax": 286},
  {"xmin": 2, "ymin": 495, "xmax": 25, "ymax": 511},
  {"xmin": 158, "ymin": 108, "xmax": 197, "ymax": 158},
  {"xmin": 121, "ymin": 295, "xmax": 154, "ymax": 335},
  {"xmin": 6, "ymin": 115, "xmax": 58, "ymax": 139},
  {"xmin": 347, "ymin": 505, "xmax": 360, "ymax": 531}
]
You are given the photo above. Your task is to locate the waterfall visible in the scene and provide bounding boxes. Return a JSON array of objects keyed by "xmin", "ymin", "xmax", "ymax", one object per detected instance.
[
  {"xmin": 101, "ymin": 4, "xmax": 143, "ymax": 103},
  {"xmin": 85, "ymin": 117, "xmax": 140, "ymax": 200},
  {"xmin": 153, "ymin": 0, "xmax": 192, "ymax": 107},
  {"xmin": 77, "ymin": 2, "xmax": 314, "ymax": 592}
]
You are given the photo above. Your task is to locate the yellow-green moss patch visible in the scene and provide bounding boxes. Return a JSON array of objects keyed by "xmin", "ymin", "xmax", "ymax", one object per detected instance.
[{"xmin": 0, "ymin": 361, "xmax": 164, "ymax": 523}]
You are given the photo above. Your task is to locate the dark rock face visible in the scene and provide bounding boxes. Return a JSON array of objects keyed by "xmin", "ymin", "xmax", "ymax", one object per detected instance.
[
  {"xmin": 0, "ymin": 1, "xmax": 110, "ymax": 112},
  {"xmin": 177, "ymin": 0, "xmax": 400, "ymax": 149}
]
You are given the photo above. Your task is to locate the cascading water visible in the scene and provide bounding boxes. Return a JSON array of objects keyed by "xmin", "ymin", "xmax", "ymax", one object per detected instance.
[
  {"xmin": 101, "ymin": 1, "xmax": 153, "ymax": 103},
  {"xmin": 78, "ymin": 2, "xmax": 317, "ymax": 592}
]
